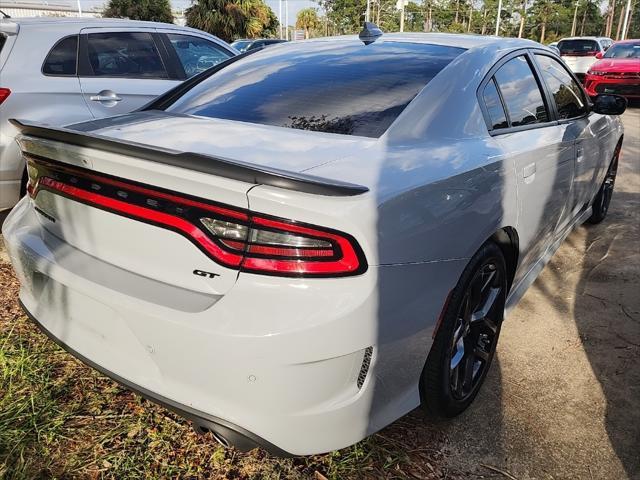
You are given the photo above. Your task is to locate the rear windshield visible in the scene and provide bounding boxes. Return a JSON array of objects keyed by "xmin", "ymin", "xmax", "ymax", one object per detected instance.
[
  {"xmin": 558, "ymin": 39, "xmax": 599, "ymax": 56},
  {"xmin": 166, "ymin": 41, "xmax": 465, "ymax": 138},
  {"xmin": 604, "ymin": 42, "xmax": 640, "ymax": 59}
]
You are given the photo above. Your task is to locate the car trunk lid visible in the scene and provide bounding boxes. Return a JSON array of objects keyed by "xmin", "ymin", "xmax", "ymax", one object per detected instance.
[{"xmin": 12, "ymin": 113, "xmax": 370, "ymax": 296}]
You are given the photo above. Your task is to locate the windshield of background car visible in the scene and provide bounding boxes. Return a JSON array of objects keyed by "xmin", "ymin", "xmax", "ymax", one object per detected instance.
[
  {"xmin": 558, "ymin": 39, "xmax": 599, "ymax": 56},
  {"xmin": 166, "ymin": 40, "xmax": 465, "ymax": 138},
  {"xmin": 230, "ymin": 40, "xmax": 252, "ymax": 52},
  {"xmin": 603, "ymin": 42, "xmax": 640, "ymax": 59}
]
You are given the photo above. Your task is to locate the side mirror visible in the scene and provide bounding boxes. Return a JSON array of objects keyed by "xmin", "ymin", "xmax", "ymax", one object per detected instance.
[
  {"xmin": 595, "ymin": 51, "xmax": 604, "ymax": 59},
  {"xmin": 592, "ymin": 94, "xmax": 627, "ymax": 115}
]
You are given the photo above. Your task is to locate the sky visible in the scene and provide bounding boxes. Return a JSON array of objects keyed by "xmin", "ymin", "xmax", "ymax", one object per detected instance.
[{"xmin": 79, "ymin": 0, "xmax": 319, "ymax": 26}]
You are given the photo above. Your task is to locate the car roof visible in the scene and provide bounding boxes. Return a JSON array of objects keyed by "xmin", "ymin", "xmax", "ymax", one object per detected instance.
[
  {"xmin": 557, "ymin": 36, "xmax": 611, "ymax": 41},
  {"xmin": 1, "ymin": 17, "xmax": 180, "ymax": 29},
  {"xmin": 614, "ymin": 39, "xmax": 640, "ymax": 44},
  {"xmin": 305, "ymin": 33, "xmax": 540, "ymax": 52}
]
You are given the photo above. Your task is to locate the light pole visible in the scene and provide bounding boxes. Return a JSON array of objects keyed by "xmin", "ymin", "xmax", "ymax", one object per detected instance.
[
  {"xmin": 621, "ymin": 0, "xmax": 632, "ymax": 39},
  {"xmin": 279, "ymin": 0, "xmax": 282, "ymax": 39},
  {"xmin": 285, "ymin": 0, "xmax": 289, "ymax": 41},
  {"xmin": 396, "ymin": 0, "xmax": 407, "ymax": 32},
  {"xmin": 495, "ymin": 0, "xmax": 502, "ymax": 35},
  {"xmin": 571, "ymin": 0, "xmax": 578, "ymax": 36},
  {"xmin": 77, "ymin": 0, "xmax": 82, "ymax": 16}
]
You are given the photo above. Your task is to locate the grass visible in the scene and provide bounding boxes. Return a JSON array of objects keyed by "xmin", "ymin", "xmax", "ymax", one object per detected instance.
[{"xmin": 0, "ymin": 262, "xmax": 452, "ymax": 479}]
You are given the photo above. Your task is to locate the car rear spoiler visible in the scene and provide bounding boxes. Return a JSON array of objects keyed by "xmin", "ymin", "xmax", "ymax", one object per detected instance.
[{"xmin": 10, "ymin": 119, "xmax": 369, "ymax": 197}]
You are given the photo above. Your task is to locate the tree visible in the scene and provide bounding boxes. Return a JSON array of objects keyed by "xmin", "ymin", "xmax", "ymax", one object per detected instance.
[
  {"xmin": 296, "ymin": 8, "xmax": 320, "ymax": 38},
  {"xmin": 529, "ymin": 0, "xmax": 561, "ymax": 42},
  {"xmin": 186, "ymin": 0, "xmax": 278, "ymax": 42},
  {"xmin": 103, "ymin": 0, "xmax": 173, "ymax": 23},
  {"xmin": 318, "ymin": 0, "xmax": 366, "ymax": 34},
  {"xmin": 263, "ymin": 8, "xmax": 280, "ymax": 38}
]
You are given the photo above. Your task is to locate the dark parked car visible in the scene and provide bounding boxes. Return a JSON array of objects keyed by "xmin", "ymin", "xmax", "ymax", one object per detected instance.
[{"xmin": 230, "ymin": 38, "xmax": 287, "ymax": 53}]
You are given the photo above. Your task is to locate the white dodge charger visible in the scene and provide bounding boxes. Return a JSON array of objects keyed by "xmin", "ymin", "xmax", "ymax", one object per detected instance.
[{"xmin": 2, "ymin": 28, "xmax": 626, "ymax": 455}]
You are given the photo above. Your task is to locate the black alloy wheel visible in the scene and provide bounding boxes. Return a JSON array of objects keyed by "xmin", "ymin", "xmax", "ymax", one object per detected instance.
[
  {"xmin": 421, "ymin": 242, "xmax": 507, "ymax": 417},
  {"xmin": 587, "ymin": 149, "xmax": 619, "ymax": 224}
]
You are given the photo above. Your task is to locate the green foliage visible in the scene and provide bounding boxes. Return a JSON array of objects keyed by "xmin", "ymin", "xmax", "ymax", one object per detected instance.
[
  {"xmin": 319, "ymin": 0, "xmax": 366, "ymax": 34},
  {"xmin": 103, "ymin": 0, "xmax": 173, "ymax": 23},
  {"xmin": 186, "ymin": 0, "xmax": 279, "ymax": 42},
  {"xmin": 316, "ymin": 0, "xmax": 611, "ymax": 41},
  {"xmin": 296, "ymin": 7, "xmax": 320, "ymax": 38}
]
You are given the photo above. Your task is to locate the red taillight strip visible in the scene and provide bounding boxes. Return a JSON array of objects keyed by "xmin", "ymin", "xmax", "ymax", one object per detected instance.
[
  {"xmin": 220, "ymin": 239, "xmax": 334, "ymax": 258},
  {"xmin": 29, "ymin": 156, "xmax": 247, "ymax": 222},
  {"xmin": 38, "ymin": 177, "xmax": 243, "ymax": 267},
  {"xmin": 81, "ymin": 171, "xmax": 248, "ymax": 221},
  {"xmin": 29, "ymin": 158, "xmax": 367, "ymax": 277}
]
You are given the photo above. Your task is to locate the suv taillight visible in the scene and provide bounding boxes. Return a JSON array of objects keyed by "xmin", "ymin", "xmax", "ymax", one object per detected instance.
[
  {"xmin": 0, "ymin": 88, "xmax": 10, "ymax": 105},
  {"xmin": 27, "ymin": 156, "xmax": 367, "ymax": 277}
]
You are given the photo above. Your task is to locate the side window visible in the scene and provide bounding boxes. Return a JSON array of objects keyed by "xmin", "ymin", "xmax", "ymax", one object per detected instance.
[
  {"xmin": 535, "ymin": 54, "xmax": 587, "ymax": 120},
  {"xmin": 86, "ymin": 32, "xmax": 167, "ymax": 78},
  {"xmin": 483, "ymin": 78, "xmax": 508, "ymax": 130},
  {"xmin": 494, "ymin": 55, "xmax": 549, "ymax": 127},
  {"xmin": 43, "ymin": 35, "xmax": 78, "ymax": 76},
  {"xmin": 167, "ymin": 34, "xmax": 232, "ymax": 78}
]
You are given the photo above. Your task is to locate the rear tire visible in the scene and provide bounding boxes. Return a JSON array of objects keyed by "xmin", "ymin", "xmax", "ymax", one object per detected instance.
[
  {"xmin": 587, "ymin": 146, "xmax": 620, "ymax": 225},
  {"xmin": 421, "ymin": 242, "xmax": 507, "ymax": 418}
]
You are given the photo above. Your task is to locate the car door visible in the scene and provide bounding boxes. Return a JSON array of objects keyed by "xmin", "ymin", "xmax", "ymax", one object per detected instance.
[
  {"xmin": 158, "ymin": 32, "xmax": 234, "ymax": 79},
  {"xmin": 532, "ymin": 52, "xmax": 601, "ymax": 234},
  {"xmin": 77, "ymin": 28, "xmax": 181, "ymax": 118},
  {"xmin": 482, "ymin": 52, "xmax": 575, "ymax": 280}
]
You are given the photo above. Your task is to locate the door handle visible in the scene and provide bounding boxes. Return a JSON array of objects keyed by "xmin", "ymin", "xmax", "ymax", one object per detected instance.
[
  {"xmin": 89, "ymin": 90, "xmax": 122, "ymax": 106},
  {"xmin": 90, "ymin": 95, "xmax": 122, "ymax": 102},
  {"xmin": 523, "ymin": 162, "xmax": 536, "ymax": 179}
]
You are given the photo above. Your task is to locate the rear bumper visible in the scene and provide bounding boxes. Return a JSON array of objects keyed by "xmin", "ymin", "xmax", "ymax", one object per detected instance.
[
  {"xmin": 3, "ymin": 197, "xmax": 464, "ymax": 455},
  {"xmin": 21, "ymin": 300, "xmax": 292, "ymax": 456}
]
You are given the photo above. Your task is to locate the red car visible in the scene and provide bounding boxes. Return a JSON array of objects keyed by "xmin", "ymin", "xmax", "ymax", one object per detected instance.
[{"xmin": 584, "ymin": 39, "xmax": 640, "ymax": 98}]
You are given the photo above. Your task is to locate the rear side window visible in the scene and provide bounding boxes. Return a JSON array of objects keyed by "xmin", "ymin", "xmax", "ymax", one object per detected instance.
[
  {"xmin": 86, "ymin": 32, "xmax": 167, "ymax": 78},
  {"xmin": 535, "ymin": 54, "xmax": 586, "ymax": 120},
  {"xmin": 483, "ymin": 79, "xmax": 508, "ymax": 130},
  {"xmin": 43, "ymin": 35, "xmax": 78, "ymax": 76},
  {"xmin": 558, "ymin": 39, "xmax": 599, "ymax": 56},
  {"xmin": 167, "ymin": 34, "xmax": 232, "ymax": 78},
  {"xmin": 493, "ymin": 56, "xmax": 548, "ymax": 127},
  {"xmin": 0, "ymin": 34, "xmax": 6, "ymax": 53},
  {"xmin": 166, "ymin": 41, "xmax": 465, "ymax": 138}
]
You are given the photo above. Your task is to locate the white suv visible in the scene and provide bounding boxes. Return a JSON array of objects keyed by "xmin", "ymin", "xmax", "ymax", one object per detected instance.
[
  {"xmin": 0, "ymin": 17, "xmax": 236, "ymax": 210},
  {"xmin": 557, "ymin": 36, "xmax": 613, "ymax": 82}
]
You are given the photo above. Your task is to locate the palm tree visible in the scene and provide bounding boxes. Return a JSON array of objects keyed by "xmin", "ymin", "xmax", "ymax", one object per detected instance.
[
  {"xmin": 296, "ymin": 8, "xmax": 319, "ymax": 39},
  {"xmin": 186, "ymin": 0, "xmax": 277, "ymax": 42}
]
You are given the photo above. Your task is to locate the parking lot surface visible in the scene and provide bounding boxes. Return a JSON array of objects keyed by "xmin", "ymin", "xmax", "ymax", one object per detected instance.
[{"xmin": 0, "ymin": 108, "xmax": 638, "ymax": 479}]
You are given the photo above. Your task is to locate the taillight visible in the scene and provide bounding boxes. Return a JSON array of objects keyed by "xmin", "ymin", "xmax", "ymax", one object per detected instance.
[
  {"xmin": 26, "ymin": 156, "xmax": 367, "ymax": 277},
  {"xmin": 0, "ymin": 88, "xmax": 10, "ymax": 105}
]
